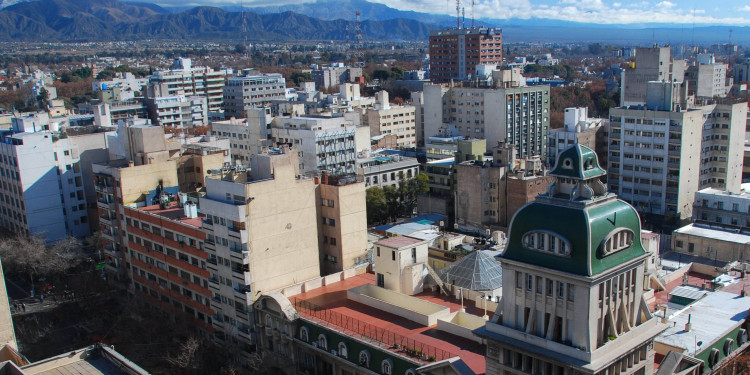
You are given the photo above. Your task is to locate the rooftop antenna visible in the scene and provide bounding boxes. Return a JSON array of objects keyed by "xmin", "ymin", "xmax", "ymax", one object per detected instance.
[
  {"xmin": 471, "ymin": 0, "xmax": 475, "ymax": 29},
  {"xmin": 729, "ymin": 28, "xmax": 734, "ymax": 64},
  {"xmin": 456, "ymin": 0, "xmax": 461, "ymax": 29},
  {"xmin": 241, "ymin": 0, "xmax": 248, "ymax": 59},
  {"xmin": 462, "ymin": 7, "xmax": 465, "ymax": 29}
]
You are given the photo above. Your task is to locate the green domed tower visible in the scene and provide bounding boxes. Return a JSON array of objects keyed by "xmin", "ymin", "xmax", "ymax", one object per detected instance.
[{"xmin": 480, "ymin": 144, "xmax": 665, "ymax": 375}]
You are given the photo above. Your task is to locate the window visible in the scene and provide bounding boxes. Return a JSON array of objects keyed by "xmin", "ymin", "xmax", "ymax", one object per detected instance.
[
  {"xmin": 377, "ymin": 247, "xmax": 380, "ymax": 257},
  {"xmin": 601, "ymin": 229, "xmax": 634, "ymax": 255},
  {"xmin": 557, "ymin": 282, "xmax": 564, "ymax": 299},
  {"xmin": 338, "ymin": 342, "xmax": 348, "ymax": 358},
  {"xmin": 317, "ymin": 334, "xmax": 328, "ymax": 350},
  {"xmin": 392, "ymin": 250, "xmax": 396, "ymax": 261},
  {"xmin": 381, "ymin": 359, "xmax": 393, "ymax": 375},
  {"xmin": 359, "ymin": 350, "xmax": 370, "ymax": 367},
  {"xmin": 299, "ymin": 326, "xmax": 309, "ymax": 342},
  {"xmin": 526, "ymin": 274, "xmax": 533, "ymax": 291}
]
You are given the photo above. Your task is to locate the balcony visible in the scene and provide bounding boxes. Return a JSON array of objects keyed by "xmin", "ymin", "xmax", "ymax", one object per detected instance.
[
  {"xmin": 97, "ymin": 198, "xmax": 116, "ymax": 210},
  {"xmin": 95, "ymin": 184, "xmax": 114, "ymax": 194}
]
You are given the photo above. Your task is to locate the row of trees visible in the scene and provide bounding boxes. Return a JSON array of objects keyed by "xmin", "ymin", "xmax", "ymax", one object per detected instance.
[{"xmin": 366, "ymin": 173, "xmax": 429, "ymax": 225}]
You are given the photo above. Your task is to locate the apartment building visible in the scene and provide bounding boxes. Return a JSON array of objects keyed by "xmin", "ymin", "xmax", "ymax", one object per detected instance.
[
  {"xmin": 546, "ymin": 107, "xmax": 606, "ymax": 167},
  {"xmin": 123, "ymin": 200, "xmax": 214, "ymax": 333},
  {"xmin": 149, "ymin": 58, "xmax": 226, "ymax": 112},
  {"xmin": 455, "ymin": 142, "xmax": 550, "ymax": 231},
  {"xmin": 199, "ymin": 150, "xmax": 321, "ymax": 358},
  {"xmin": 0, "ymin": 124, "xmax": 111, "ymax": 242},
  {"xmin": 621, "ymin": 46, "xmax": 687, "ymax": 106},
  {"xmin": 480, "ymin": 144, "xmax": 663, "ymax": 375},
  {"xmin": 360, "ymin": 154, "xmax": 420, "ymax": 189},
  {"xmin": 316, "ymin": 173, "xmax": 368, "ymax": 275},
  {"xmin": 270, "ymin": 116, "xmax": 366, "ymax": 175},
  {"xmin": 429, "ymin": 27, "xmax": 503, "ymax": 83},
  {"xmin": 422, "ymin": 83, "xmax": 550, "ymax": 159},
  {"xmin": 364, "ymin": 91, "xmax": 417, "ymax": 148},
  {"xmin": 685, "ymin": 54, "xmax": 731, "ymax": 100},
  {"xmin": 608, "ymin": 87, "xmax": 746, "ymax": 223},
  {"xmin": 311, "ymin": 65, "xmax": 363, "ymax": 89},
  {"xmin": 222, "ymin": 71, "xmax": 286, "ymax": 119},
  {"xmin": 692, "ymin": 184, "xmax": 750, "ymax": 228},
  {"xmin": 143, "ymin": 95, "xmax": 208, "ymax": 129},
  {"xmin": 211, "ymin": 108, "xmax": 272, "ymax": 164}
]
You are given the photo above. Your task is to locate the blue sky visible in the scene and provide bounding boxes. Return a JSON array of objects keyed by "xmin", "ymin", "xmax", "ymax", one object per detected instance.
[{"xmin": 150, "ymin": 0, "xmax": 750, "ymax": 26}]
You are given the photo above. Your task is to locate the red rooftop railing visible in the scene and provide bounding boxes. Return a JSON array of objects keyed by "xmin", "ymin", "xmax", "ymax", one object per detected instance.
[{"xmin": 293, "ymin": 298, "xmax": 458, "ymax": 363}]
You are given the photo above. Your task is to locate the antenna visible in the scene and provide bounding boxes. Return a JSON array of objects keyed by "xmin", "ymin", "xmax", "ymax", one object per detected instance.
[
  {"xmin": 462, "ymin": 7, "xmax": 465, "ymax": 29},
  {"xmin": 456, "ymin": 0, "xmax": 461, "ymax": 29},
  {"xmin": 241, "ymin": 0, "xmax": 248, "ymax": 59},
  {"xmin": 729, "ymin": 28, "xmax": 734, "ymax": 64},
  {"xmin": 471, "ymin": 0, "xmax": 475, "ymax": 29}
]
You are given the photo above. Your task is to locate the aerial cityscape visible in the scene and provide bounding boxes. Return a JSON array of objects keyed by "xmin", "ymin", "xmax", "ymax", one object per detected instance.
[{"xmin": 0, "ymin": 0, "xmax": 747, "ymax": 374}]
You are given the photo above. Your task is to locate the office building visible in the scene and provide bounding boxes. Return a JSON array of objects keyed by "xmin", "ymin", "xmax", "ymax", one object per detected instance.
[
  {"xmin": 429, "ymin": 27, "xmax": 503, "ymax": 83},
  {"xmin": 149, "ymin": 58, "xmax": 226, "ymax": 112},
  {"xmin": 479, "ymin": 144, "xmax": 664, "ymax": 375},
  {"xmin": 143, "ymin": 95, "xmax": 208, "ymax": 129},
  {"xmin": 222, "ymin": 70, "xmax": 286, "ymax": 119},
  {"xmin": 422, "ymin": 83, "xmax": 550, "ymax": 159}
]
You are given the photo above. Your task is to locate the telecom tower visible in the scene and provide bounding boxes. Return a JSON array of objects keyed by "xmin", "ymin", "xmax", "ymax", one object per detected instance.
[{"xmin": 346, "ymin": 11, "xmax": 364, "ymax": 60}]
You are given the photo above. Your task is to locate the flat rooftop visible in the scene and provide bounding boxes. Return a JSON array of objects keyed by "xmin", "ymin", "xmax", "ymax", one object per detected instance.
[
  {"xmin": 673, "ymin": 224, "xmax": 750, "ymax": 245},
  {"xmin": 292, "ymin": 273, "xmax": 487, "ymax": 374},
  {"xmin": 655, "ymin": 286, "xmax": 750, "ymax": 356},
  {"xmin": 136, "ymin": 201, "xmax": 203, "ymax": 228},
  {"xmin": 376, "ymin": 235, "xmax": 426, "ymax": 248},
  {"xmin": 696, "ymin": 183, "xmax": 750, "ymax": 198},
  {"xmin": 21, "ymin": 344, "xmax": 149, "ymax": 375}
]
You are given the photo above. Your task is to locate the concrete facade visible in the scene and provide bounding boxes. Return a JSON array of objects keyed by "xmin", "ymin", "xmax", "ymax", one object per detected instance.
[
  {"xmin": 364, "ymin": 91, "xmax": 417, "ymax": 148},
  {"xmin": 373, "ymin": 236, "xmax": 429, "ymax": 295},
  {"xmin": 222, "ymin": 72, "xmax": 286, "ymax": 119},
  {"xmin": 211, "ymin": 108, "xmax": 272, "ymax": 164},
  {"xmin": 546, "ymin": 107, "xmax": 606, "ymax": 167},
  {"xmin": 149, "ymin": 58, "xmax": 226, "ymax": 112}
]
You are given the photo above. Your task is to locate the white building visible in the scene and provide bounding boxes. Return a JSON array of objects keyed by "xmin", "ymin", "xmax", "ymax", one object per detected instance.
[
  {"xmin": 211, "ymin": 108, "xmax": 272, "ymax": 164},
  {"xmin": 270, "ymin": 116, "xmax": 367, "ymax": 175},
  {"xmin": 149, "ymin": 58, "xmax": 226, "ymax": 112},
  {"xmin": 222, "ymin": 70, "xmax": 286, "ymax": 119},
  {"xmin": 372, "ymin": 235, "xmax": 429, "ymax": 295},
  {"xmin": 546, "ymin": 107, "xmax": 605, "ymax": 167},
  {"xmin": 143, "ymin": 95, "xmax": 208, "ymax": 129}
]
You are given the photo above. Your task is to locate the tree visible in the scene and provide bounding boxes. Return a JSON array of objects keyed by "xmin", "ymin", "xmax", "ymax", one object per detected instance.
[
  {"xmin": 401, "ymin": 173, "xmax": 429, "ymax": 216},
  {"xmin": 166, "ymin": 336, "xmax": 202, "ymax": 374},
  {"xmin": 36, "ymin": 87, "xmax": 50, "ymax": 109},
  {"xmin": 366, "ymin": 187, "xmax": 387, "ymax": 225},
  {"xmin": 372, "ymin": 69, "xmax": 390, "ymax": 82},
  {"xmin": 0, "ymin": 235, "xmax": 82, "ymax": 296}
]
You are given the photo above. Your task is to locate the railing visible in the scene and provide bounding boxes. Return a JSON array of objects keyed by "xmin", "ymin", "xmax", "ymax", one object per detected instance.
[{"xmin": 294, "ymin": 299, "xmax": 458, "ymax": 363}]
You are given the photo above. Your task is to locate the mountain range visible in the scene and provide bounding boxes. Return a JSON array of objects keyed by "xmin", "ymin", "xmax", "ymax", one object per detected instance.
[{"xmin": 0, "ymin": 0, "xmax": 748, "ymax": 45}]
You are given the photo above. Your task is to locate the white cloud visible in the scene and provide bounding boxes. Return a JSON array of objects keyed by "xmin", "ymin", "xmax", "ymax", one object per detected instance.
[
  {"xmin": 739, "ymin": 5, "xmax": 750, "ymax": 11},
  {"xmin": 612, "ymin": 2, "xmax": 621, "ymax": 7},
  {"xmin": 656, "ymin": 1, "xmax": 675, "ymax": 8}
]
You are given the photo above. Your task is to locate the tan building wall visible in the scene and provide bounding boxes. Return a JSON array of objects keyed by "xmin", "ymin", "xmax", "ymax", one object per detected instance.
[
  {"xmin": 118, "ymin": 160, "xmax": 179, "ymax": 205},
  {"xmin": 317, "ymin": 176, "xmax": 368, "ymax": 275},
  {"xmin": 177, "ymin": 152, "xmax": 226, "ymax": 193},
  {"xmin": 671, "ymin": 228, "xmax": 750, "ymax": 262},
  {"xmin": 365, "ymin": 105, "xmax": 417, "ymax": 147}
]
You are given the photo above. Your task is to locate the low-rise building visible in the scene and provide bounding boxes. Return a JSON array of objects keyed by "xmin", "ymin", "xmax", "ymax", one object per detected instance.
[
  {"xmin": 360, "ymin": 154, "xmax": 420, "ymax": 189},
  {"xmin": 364, "ymin": 91, "xmax": 417, "ymax": 148}
]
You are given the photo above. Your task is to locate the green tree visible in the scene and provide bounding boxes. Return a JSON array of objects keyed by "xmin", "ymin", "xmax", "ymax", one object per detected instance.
[
  {"xmin": 365, "ymin": 187, "xmax": 387, "ymax": 225},
  {"xmin": 291, "ymin": 71, "xmax": 313, "ymax": 86},
  {"xmin": 400, "ymin": 173, "xmax": 429, "ymax": 216},
  {"xmin": 372, "ymin": 69, "xmax": 390, "ymax": 82},
  {"xmin": 36, "ymin": 87, "xmax": 50, "ymax": 109}
]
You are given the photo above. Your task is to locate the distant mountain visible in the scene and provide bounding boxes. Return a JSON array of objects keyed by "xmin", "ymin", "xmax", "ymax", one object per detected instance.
[{"xmin": 0, "ymin": 0, "xmax": 439, "ymax": 41}]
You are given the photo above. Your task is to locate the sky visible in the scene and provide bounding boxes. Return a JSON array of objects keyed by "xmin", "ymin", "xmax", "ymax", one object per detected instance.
[{"xmin": 148, "ymin": 0, "xmax": 750, "ymax": 26}]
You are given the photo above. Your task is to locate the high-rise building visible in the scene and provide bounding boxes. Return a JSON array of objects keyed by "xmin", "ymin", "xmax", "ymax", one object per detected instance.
[
  {"xmin": 422, "ymin": 83, "xmax": 550, "ymax": 159},
  {"xmin": 479, "ymin": 144, "xmax": 664, "ymax": 375},
  {"xmin": 211, "ymin": 108, "xmax": 272, "ymax": 164},
  {"xmin": 620, "ymin": 46, "xmax": 687, "ymax": 106},
  {"xmin": 222, "ymin": 70, "xmax": 286, "ymax": 119},
  {"xmin": 429, "ymin": 27, "xmax": 503, "ymax": 83},
  {"xmin": 363, "ymin": 91, "xmax": 417, "ymax": 148},
  {"xmin": 149, "ymin": 58, "xmax": 226, "ymax": 112}
]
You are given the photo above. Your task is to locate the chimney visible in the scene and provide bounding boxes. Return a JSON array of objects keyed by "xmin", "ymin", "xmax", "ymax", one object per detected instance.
[{"xmin": 685, "ymin": 314, "xmax": 692, "ymax": 332}]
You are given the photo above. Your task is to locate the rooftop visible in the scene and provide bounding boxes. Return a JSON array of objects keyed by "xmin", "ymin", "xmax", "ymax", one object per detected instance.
[
  {"xmin": 673, "ymin": 224, "xmax": 750, "ymax": 245},
  {"xmin": 375, "ymin": 235, "xmax": 426, "ymax": 249},
  {"xmin": 696, "ymin": 183, "xmax": 750, "ymax": 198},
  {"xmin": 135, "ymin": 201, "xmax": 203, "ymax": 228},
  {"xmin": 21, "ymin": 344, "xmax": 149, "ymax": 375},
  {"xmin": 655, "ymin": 286, "xmax": 750, "ymax": 356},
  {"xmin": 291, "ymin": 273, "xmax": 487, "ymax": 374}
]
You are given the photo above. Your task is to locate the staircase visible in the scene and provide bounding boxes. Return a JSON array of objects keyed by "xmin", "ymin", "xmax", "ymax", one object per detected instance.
[{"xmin": 424, "ymin": 263, "xmax": 449, "ymax": 296}]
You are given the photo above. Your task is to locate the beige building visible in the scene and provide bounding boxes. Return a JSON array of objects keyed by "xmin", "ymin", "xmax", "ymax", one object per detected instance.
[
  {"xmin": 621, "ymin": 46, "xmax": 687, "ymax": 106},
  {"xmin": 480, "ymin": 144, "xmax": 664, "ymax": 375},
  {"xmin": 364, "ymin": 91, "xmax": 417, "ymax": 147},
  {"xmin": 317, "ymin": 173, "xmax": 368, "ymax": 275},
  {"xmin": 546, "ymin": 107, "xmax": 607, "ymax": 167},
  {"xmin": 211, "ymin": 108, "xmax": 272, "ymax": 164},
  {"xmin": 671, "ymin": 224, "xmax": 750, "ymax": 263},
  {"xmin": 373, "ymin": 235, "xmax": 430, "ymax": 295},
  {"xmin": 455, "ymin": 142, "xmax": 550, "ymax": 231}
]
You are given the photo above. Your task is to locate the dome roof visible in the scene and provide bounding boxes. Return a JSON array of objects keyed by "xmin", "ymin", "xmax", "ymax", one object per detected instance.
[
  {"xmin": 502, "ymin": 198, "xmax": 646, "ymax": 276},
  {"xmin": 549, "ymin": 144, "xmax": 606, "ymax": 180}
]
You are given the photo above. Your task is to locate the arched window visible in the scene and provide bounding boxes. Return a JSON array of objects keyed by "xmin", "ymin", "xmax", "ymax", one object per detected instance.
[
  {"xmin": 723, "ymin": 338, "xmax": 735, "ymax": 356},
  {"xmin": 381, "ymin": 359, "xmax": 393, "ymax": 375},
  {"xmin": 359, "ymin": 350, "xmax": 370, "ymax": 367},
  {"xmin": 338, "ymin": 342, "xmax": 348, "ymax": 358},
  {"xmin": 601, "ymin": 228, "xmax": 635, "ymax": 256},
  {"xmin": 405, "ymin": 370, "xmax": 417, "ymax": 375},
  {"xmin": 522, "ymin": 231, "xmax": 571, "ymax": 256},
  {"xmin": 299, "ymin": 326, "xmax": 309, "ymax": 342},
  {"xmin": 317, "ymin": 334, "xmax": 328, "ymax": 350}
]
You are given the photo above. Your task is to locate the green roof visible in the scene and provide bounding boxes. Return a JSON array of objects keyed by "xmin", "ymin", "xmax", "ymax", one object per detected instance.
[
  {"xmin": 549, "ymin": 144, "xmax": 606, "ymax": 180},
  {"xmin": 502, "ymin": 198, "xmax": 646, "ymax": 277}
]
